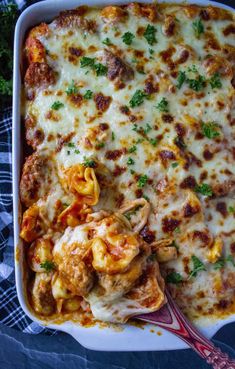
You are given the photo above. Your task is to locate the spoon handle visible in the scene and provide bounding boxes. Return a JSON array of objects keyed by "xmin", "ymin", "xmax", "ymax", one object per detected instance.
[{"xmin": 137, "ymin": 290, "xmax": 235, "ymax": 369}]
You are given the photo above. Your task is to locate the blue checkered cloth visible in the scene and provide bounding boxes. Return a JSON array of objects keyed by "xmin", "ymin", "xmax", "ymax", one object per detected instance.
[{"xmin": 0, "ymin": 0, "xmax": 56, "ymax": 335}]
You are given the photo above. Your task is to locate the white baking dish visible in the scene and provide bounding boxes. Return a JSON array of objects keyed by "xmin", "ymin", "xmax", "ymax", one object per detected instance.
[{"xmin": 13, "ymin": 0, "xmax": 235, "ymax": 351}]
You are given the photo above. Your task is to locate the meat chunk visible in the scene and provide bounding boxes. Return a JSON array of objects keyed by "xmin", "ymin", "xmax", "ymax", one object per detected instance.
[
  {"xmin": 31, "ymin": 272, "xmax": 56, "ymax": 315},
  {"xmin": 94, "ymin": 92, "xmax": 112, "ymax": 112},
  {"xmin": 55, "ymin": 9, "xmax": 96, "ymax": 32},
  {"xmin": 162, "ymin": 15, "xmax": 176, "ymax": 37},
  {"xmin": 59, "ymin": 255, "xmax": 94, "ymax": 296},
  {"xmin": 103, "ymin": 50, "xmax": 134, "ymax": 84},
  {"xmin": 20, "ymin": 152, "xmax": 52, "ymax": 207},
  {"xmin": 24, "ymin": 62, "xmax": 55, "ymax": 90}
]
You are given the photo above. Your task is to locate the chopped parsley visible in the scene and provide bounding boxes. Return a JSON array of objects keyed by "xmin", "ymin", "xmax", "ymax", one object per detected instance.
[
  {"xmin": 166, "ymin": 272, "xmax": 183, "ymax": 284},
  {"xmin": 128, "ymin": 145, "xmax": 137, "ymax": 153},
  {"xmin": 144, "ymin": 24, "xmax": 157, "ymax": 45},
  {"xmin": 102, "ymin": 37, "xmax": 112, "ymax": 46},
  {"xmin": 80, "ymin": 56, "xmax": 96, "ymax": 68},
  {"xmin": 129, "ymin": 90, "xmax": 147, "ymax": 108},
  {"xmin": 83, "ymin": 156, "xmax": 96, "ymax": 168},
  {"xmin": 189, "ymin": 255, "xmax": 206, "ymax": 278},
  {"xmin": 213, "ymin": 258, "xmax": 225, "ymax": 270},
  {"xmin": 149, "ymin": 48, "xmax": 154, "ymax": 55},
  {"xmin": 66, "ymin": 80, "xmax": 79, "ymax": 95},
  {"xmin": 94, "ymin": 63, "xmax": 108, "ymax": 76},
  {"xmin": 96, "ymin": 141, "xmax": 105, "ymax": 149},
  {"xmin": 67, "ymin": 150, "xmax": 70, "ymax": 155},
  {"xmin": 176, "ymin": 71, "xmax": 186, "ymax": 89},
  {"xmin": 156, "ymin": 97, "xmax": 169, "ymax": 112},
  {"xmin": 195, "ymin": 183, "xmax": 213, "ymax": 197},
  {"xmin": 209, "ymin": 73, "xmax": 222, "ymax": 89},
  {"xmin": 137, "ymin": 174, "xmax": 148, "ymax": 188},
  {"xmin": 149, "ymin": 138, "xmax": 158, "ymax": 146},
  {"xmin": 111, "ymin": 131, "xmax": 115, "ymax": 141},
  {"xmin": 187, "ymin": 65, "xmax": 197, "ymax": 73},
  {"xmin": 83, "ymin": 90, "xmax": 93, "ymax": 99},
  {"xmin": 80, "ymin": 57, "xmax": 107, "ymax": 76},
  {"xmin": 40, "ymin": 260, "xmax": 56, "ymax": 272},
  {"xmin": 171, "ymin": 162, "xmax": 179, "ymax": 168},
  {"xmin": 192, "ymin": 18, "xmax": 204, "ymax": 38},
  {"xmin": 122, "ymin": 31, "xmax": 135, "ymax": 45},
  {"xmin": 51, "ymin": 101, "xmax": 64, "ymax": 110},
  {"xmin": 67, "ymin": 142, "xmax": 75, "ymax": 148},
  {"xmin": 127, "ymin": 157, "xmax": 135, "ymax": 165},
  {"xmin": 226, "ymin": 254, "xmax": 235, "ymax": 267},
  {"xmin": 174, "ymin": 227, "xmax": 181, "ymax": 234},
  {"xmin": 187, "ymin": 75, "xmax": 206, "ymax": 92},
  {"xmin": 143, "ymin": 194, "xmax": 150, "ymax": 201},
  {"xmin": 201, "ymin": 121, "xmax": 220, "ymax": 139},
  {"xmin": 74, "ymin": 149, "xmax": 80, "ymax": 154},
  {"xmin": 143, "ymin": 123, "xmax": 152, "ymax": 134},
  {"xmin": 228, "ymin": 206, "xmax": 235, "ymax": 214}
]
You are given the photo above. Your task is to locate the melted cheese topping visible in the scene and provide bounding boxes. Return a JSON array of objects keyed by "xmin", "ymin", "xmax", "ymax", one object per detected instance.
[{"xmin": 22, "ymin": 3, "xmax": 235, "ymax": 323}]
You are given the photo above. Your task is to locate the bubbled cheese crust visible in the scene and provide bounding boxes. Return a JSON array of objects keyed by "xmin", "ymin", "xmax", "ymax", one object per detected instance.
[{"xmin": 22, "ymin": 3, "xmax": 235, "ymax": 323}]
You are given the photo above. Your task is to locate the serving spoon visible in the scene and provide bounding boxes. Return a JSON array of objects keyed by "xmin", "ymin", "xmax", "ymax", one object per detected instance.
[{"xmin": 136, "ymin": 290, "xmax": 235, "ymax": 368}]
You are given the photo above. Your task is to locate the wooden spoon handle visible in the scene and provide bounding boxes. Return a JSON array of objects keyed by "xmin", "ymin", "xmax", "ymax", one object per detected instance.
[{"xmin": 137, "ymin": 291, "xmax": 235, "ymax": 368}]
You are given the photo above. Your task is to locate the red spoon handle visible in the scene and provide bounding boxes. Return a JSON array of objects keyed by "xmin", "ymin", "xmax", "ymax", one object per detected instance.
[{"xmin": 137, "ymin": 291, "xmax": 235, "ymax": 369}]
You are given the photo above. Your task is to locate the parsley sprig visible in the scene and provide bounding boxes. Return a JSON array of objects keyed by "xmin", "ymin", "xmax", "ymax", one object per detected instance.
[
  {"xmin": 189, "ymin": 255, "xmax": 206, "ymax": 278},
  {"xmin": 40, "ymin": 260, "xmax": 56, "ymax": 272},
  {"xmin": 155, "ymin": 97, "xmax": 169, "ymax": 112},
  {"xmin": 195, "ymin": 183, "xmax": 213, "ymax": 197},
  {"xmin": 192, "ymin": 18, "xmax": 204, "ymax": 38},
  {"xmin": 80, "ymin": 57, "xmax": 107, "ymax": 76},
  {"xmin": 51, "ymin": 101, "xmax": 64, "ymax": 110},
  {"xmin": 144, "ymin": 24, "xmax": 157, "ymax": 45},
  {"xmin": 201, "ymin": 121, "xmax": 220, "ymax": 139},
  {"xmin": 129, "ymin": 90, "xmax": 147, "ymax": 108},
  {"xmin": 137, "ymin": 174, "xmax": 148, "ymax": 188},
  {"xmin": 122, "ymin": 32, "xmax": 135, "ymax": 45},
  {"xmin": 166, "ymin": 272, "xmax": 183, "ymax": 284}
]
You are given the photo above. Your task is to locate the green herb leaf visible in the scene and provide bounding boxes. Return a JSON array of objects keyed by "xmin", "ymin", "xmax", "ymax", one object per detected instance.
[
  {"xmin": 187, "ymin": 65, "xmax": 198, "ymax": 73},
  {"xmin": 209, "ymin": 73, "xmax": 222, "ymax": 89},
  {"xmin": 74, "ymin": 149, "xmax": 80, "ymax": 154},
  {"xmin": 137, "ymin": 174, "xmax": 148, "ymax": 188},
  {"xmin": 94, "ymin": 63, "xmax": 108, "ymax": 76},
  {"xmin": 174, "ymin": 227, "xmax": 181, "ymax": 234},
  {"xmin": 144, "ymin": 24, "xmax": 157, "ymax": 45},
  {"xmin": 166, "ymin": 272, "xmax": 183, "ymax": 284},
  {"xmin": 192, "ymin": 18, "xmax": 204, "ymax": 38},
  {"xmin": 80, "ymin": 56, "xmax": 96, "ymax": 68},
  {"xmin": 176, "ymin": 71, "xmax": 186, "ymax": 89},
  {"xmin": 122, "ymin": 31, "xmax": 135, "ymax": 45},
  {"xmin": 128, "ymin": 145, "xmax": 137, "ymax": 153},
  {"xmin": 149, "ymin": 138, "xmax": 158, "ymax": 146},
  {"xmin": 127, "ymin": 157, "xmax": 135, "ymax": 165},
  {"xmin": 187, "ymin": 75, "xmax": 206, "ymax": 91},
  {"xmin": 102, "ymin": 37, "xmax": 112, "ymax": 46},
  {"xmin": 213, "ymin": 258, "xmax": 225, "ymax": 270},
  {"xmin": 66, "ymin": 80, "xmax": 79, "ymax": 95},
  {"xmin": 149, "ymin": 48, "xmax": 154, "ymax": 55},
  {"xmin": 40, "ymin": 260, "xmax": 56, "ymax": 272},
  {"xmin": 96, "ymin": 141, "xmax": 105, "ymax": 148},
  {"xmin": 129, "ymin": 90, "xmax": 147, "ymax": 108},
  {"xmin": 189, "ymin": 255, "xmax": 206, "ymax": 278},
  {"xmin": 83, "ymin": 156, "xmax": 96, "ymax": 168},
  {"xmin": 195, "ymin": 183, "xmax": 213, "ymax": 197},
  {"xmin": 172, "ymin": 240, "xmax": 179, "ymax": 250},
  {"xmin": 83, "ymin": 90, "xmax": 93, "ymax": 99},
  {"xmin": 201, "ymin": 121, "xmax": 220, "ymax": 139},
  {"xmin": 171, "ymin": 162, "xmax": 179, "ymax": 168},
  {"xmin": 67, "ymin": 142, "xmax": 75, "ymax": 148},
  {"xmin": 156, "ymin": 97, "xmax": 169, "ymax": 112},
  {"xmin": 51, "ymin": 101, "xmax": 64, "ymax": 110},
  {"xmin": 143, "ymin": 123, "xmax": 152, "ymax": 134},
  {"xmin": 111, "ymin": 131, "xmax": 115, "ymax": 141},
  {"xmin": 228, "ymin": 206, "xmax": 235, "ymax": 214},
  {"xmin": 226, "ymin": 255, "xmax": 235, "ymax": 267}
]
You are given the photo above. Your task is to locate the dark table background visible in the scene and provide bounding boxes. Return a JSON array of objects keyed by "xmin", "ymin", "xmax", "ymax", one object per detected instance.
[{"xmin": 0, "ymin": 0, "xmax": 235, "ymax": 368}]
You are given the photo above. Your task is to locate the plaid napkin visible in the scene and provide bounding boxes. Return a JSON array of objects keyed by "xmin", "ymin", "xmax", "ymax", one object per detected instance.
[{"xmin": 0, "ymin": 0, "xmax": 56, "ymax": 335}]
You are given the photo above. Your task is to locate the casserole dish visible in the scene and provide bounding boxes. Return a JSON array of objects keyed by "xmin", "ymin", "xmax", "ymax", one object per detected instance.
[{"xmin": 13, "ymin": 0, "xmax": 235, "ymax": 351}]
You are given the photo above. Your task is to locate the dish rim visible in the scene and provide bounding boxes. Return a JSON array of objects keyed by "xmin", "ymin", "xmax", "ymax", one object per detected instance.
[{"xmin": 13, "ymin": 0, "xmax": 235, "ymax": 351}]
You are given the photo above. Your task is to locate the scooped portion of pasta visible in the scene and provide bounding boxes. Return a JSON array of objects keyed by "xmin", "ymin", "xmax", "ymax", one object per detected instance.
[{"xmin": 27, "ymin": 211, "xmax": 165, "ymax": 323}]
